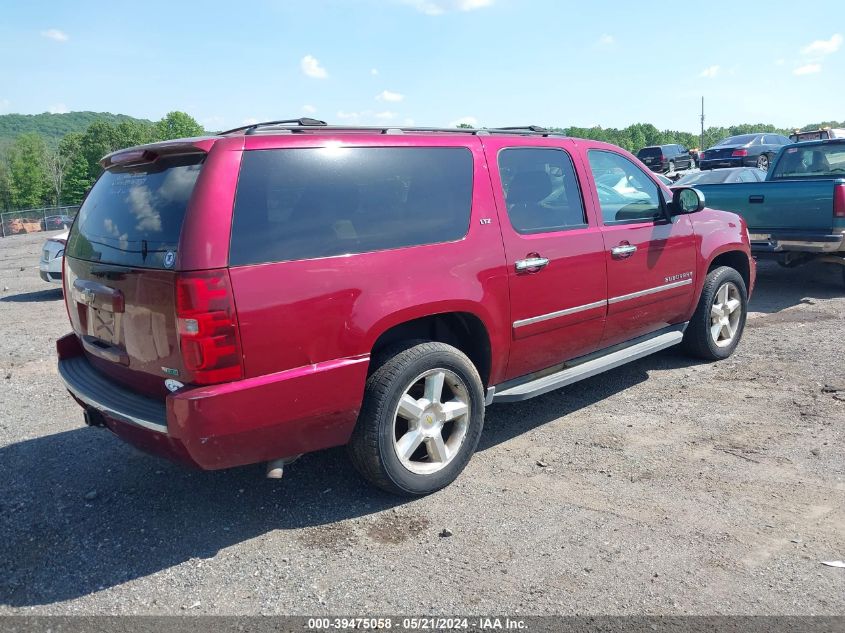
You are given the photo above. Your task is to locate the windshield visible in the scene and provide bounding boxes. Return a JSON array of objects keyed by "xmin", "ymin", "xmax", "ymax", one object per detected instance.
[
  {"xmin": 716, "ymin": 135, "xmax": 757, "ymax": 147},
  {"xmin": 66, "ymin": 154, "xmax": 204, "ymax": 268},
  {"xmin": 770, "ymin": 144, "xmax": 845, "ymax": 179}
]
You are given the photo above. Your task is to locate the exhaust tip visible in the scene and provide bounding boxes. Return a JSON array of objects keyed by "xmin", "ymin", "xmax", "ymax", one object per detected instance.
[
  {"xmin": 265, "ymin": 455, "xmax": 302, "ymax": 479},
  {"xmin": 266, "ymin": 459, "xmax": 286, "ymax": 479}
]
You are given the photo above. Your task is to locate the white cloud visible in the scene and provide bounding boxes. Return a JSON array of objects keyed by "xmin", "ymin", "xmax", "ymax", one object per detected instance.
[
  {"xmin": 376, "ymin": 90, "xmax": 404, "ymax": 102},
  {"xmin": 302, "ymin": 104, "xmax": 317, "ymax": 114},
  {"xmin": 300, "ymin": 54, "xmax": 328, "ymax": 79},
  {"xmin": 801, "ymin": 33, "xmax": 842, "ymax": 58},
  {"xmin": 794, "ymin": 63, "xmax": 822, "ymax": 76},
  {"xmin": 449, "ymin": 116, "xmax": 478, "ymax": 127},
  {"xmin": 374, "ymin": 111, "xmax": 397, "ymax": 120},
  {"xmin": 48, "ymin": 103, "xmax": 69, "ymax": 114},
  {"xmin": 370, "ymin": 68, "xmax": 379, "ymax": 76},
  {"xmin": 405, "ymin": 0, "xmax": 493, "ymax": 15},
  {"xmin": 699, "ymin": 65, "xmax": 720, "ymax": 78},
  {"xmin": 41, "ymin": 28, "xmax": 68, "ymax": 42},
  {"xmin": 596, "ymin": 34, "xmax": 615, "ymax": 47}
]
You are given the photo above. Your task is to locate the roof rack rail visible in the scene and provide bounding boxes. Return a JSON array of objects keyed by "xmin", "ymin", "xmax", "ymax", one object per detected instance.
[
  {"xmin": 218, "ymin": 121, "xmax": 558, "ymax": 138},
  {"xmin": 495, "ymin": 125, "xmax": 551, "ymax": 134},
  {"xmin": 220, "ymin": 118, "xmax": 328, "ymax": 136}
]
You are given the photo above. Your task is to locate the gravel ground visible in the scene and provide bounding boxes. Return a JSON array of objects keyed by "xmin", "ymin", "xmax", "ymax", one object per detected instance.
[{"xmin": 1, "ymin": 231, "xmax": 843, "ymax": 615}]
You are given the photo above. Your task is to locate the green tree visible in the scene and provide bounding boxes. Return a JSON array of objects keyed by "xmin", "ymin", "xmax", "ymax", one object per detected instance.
[
  {"xmin": 7, "ymin": 133, "xmax": 49, "ymax": 209},
  {"xmin": 0, "ymin": 151, "xmax": 12, "ymax": 212},
  {"xmin": 58, "ymin": 132, "xmax": 92, "ymax": 205},
  {"xmin": 80, "ymin": 120, "xmax": 119, "ymax": 180},
  {"xmin": 115, "ymin": 119, "xmax": 155, "ymax": 148},
  {"xmin": 154, "ymin": 111, "xmax": 204, "ymax": 140}
]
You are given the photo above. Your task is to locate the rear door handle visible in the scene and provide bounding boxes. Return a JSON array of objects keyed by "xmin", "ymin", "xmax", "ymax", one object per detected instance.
[
  {"xmin": 515, "ymin": 257, "xmax": 550, "ymax": 272},
  {"xmin": 611, "ymin": 244, "xmax": 637, "ymax": 259},
  {"xmin": 749, "ymin": 195, "xmax": 765, "ymax": 204}
]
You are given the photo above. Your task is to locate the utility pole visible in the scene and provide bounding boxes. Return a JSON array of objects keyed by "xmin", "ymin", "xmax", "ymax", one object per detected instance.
[{"xmin": 700, "ymin": 96, "xmax": 705, "ymax": 150}]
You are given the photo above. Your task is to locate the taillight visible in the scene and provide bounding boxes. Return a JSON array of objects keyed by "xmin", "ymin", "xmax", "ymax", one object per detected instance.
[
  {"xmin": 732, "ymin": 149, "xmax": 748, "ymax": 157},
  {"xmin": 834, "ymin": 183, "xmax": 845, "ymax": 218},
  {"xmin": 175, "ymin": 269, "xmax": 244, "ymax": 385}
]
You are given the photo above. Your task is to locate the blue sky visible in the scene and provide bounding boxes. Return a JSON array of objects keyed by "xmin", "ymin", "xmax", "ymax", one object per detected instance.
[{"xmin": 1, "ymin": 0, "xmax": 843, "ymax": 133}]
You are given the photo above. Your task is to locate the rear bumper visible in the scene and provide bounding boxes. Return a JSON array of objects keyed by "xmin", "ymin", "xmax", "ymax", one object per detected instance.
[
  {"xmin": 749, "ymin": 231, "xmax": 844, "ymax": 254},
  {"xmin": 38, "ymin": 259, "xmax": 63, "ymax": 283},
  {"xmin": 699, "ymin": 157, "xmax": 744, "ymax": 170},
  {"xmin": 57, "ymin": 334, "xmax": 369, "ymax": 470}
]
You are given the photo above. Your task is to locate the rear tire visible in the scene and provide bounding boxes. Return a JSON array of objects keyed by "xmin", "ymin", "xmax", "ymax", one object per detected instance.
[
  {"xmin": 683, "ymin": 266, "xmax": 748, "ymax": 361},
  {"xmin": 668, "ymin": 160, "xmax": 675, "ymax": 174},
  {"xmin": 756, "ymin": 154, "xmax": 770, "ymax": 171},
  {"xmin": 348, "ymin": 342, "xmax": 485, "ymax": 496}
]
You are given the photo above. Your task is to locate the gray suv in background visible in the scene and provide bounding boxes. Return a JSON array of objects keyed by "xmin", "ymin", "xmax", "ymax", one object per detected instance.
[{"xmin": 636, "ymin": 144, "xmax": 693, "ymax": 173}]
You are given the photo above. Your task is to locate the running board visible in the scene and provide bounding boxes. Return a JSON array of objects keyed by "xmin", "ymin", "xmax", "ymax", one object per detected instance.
[{"xmin": 490, "ymin": 329, "xmax": 685, "ymax": 404}]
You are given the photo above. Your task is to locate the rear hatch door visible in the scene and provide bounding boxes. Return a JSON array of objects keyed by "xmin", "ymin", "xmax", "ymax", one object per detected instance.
[{"xmin": 64, "ymin": 151, "xmax": 205, "ymax": 398}]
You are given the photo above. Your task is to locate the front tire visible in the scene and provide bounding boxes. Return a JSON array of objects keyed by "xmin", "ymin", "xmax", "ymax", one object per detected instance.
[
  {"xmin": 683, "ymin": 266, "xmax": 748, "ymax": 360},
  {"xmin": 348, "ymin": 342, "xmax": 485, "ymax": 496}
]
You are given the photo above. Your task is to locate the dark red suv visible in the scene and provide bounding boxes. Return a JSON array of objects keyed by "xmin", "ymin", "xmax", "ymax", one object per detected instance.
[{"xmin": 57, "ymin": 120, "xmax": 755, "ymax": 495}]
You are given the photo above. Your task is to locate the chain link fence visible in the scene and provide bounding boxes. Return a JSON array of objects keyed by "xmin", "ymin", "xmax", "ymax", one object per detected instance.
[{"xmin": 0, "ymin": 206, "xmax": 80, "ymax": 238}]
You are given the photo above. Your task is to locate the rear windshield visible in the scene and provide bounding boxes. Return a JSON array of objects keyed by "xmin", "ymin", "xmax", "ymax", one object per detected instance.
[
  {"xmin": 637, "ymin": 147, "xmax": 662, "ymax": 157},
  {"xmin": 770, "ymin": 144, "xmax": 845, "ymax": 179},
  {"xmin": 716, "ymin": 135, "xmax": 757, "ymax": 146},
  {"xmin": 230, "ymin": 147, "xmax": 473, "ymax": 265},
  {"xmin": 66, "ymin": 154, "xmax": 203, "ymax": 268}
]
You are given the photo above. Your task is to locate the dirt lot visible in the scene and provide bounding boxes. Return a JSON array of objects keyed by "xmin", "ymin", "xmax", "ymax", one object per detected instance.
[{"xmin": 1, "ymin": 231, "xmax": 843, "ymax": 615}]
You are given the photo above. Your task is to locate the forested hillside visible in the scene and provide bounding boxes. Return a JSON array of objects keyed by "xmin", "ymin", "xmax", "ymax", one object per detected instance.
[{"xmin": 0, "ymin": 112, "xmax": 153, "ymax": 146}]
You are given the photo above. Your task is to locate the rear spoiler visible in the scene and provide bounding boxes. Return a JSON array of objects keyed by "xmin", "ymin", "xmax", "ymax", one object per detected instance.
[{"xmin": 100, "ymin": 137, "xmax": 217, "ymax": 170}]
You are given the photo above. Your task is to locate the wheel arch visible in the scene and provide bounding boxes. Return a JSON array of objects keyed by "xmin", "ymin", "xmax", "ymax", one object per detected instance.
[
  {"xmin": 707, "ymin": 249, "xmax": 751, "ymax": 291},
  {"xmin": 369, "ymin": 311, "xmax": 494, "ymax": 388}
]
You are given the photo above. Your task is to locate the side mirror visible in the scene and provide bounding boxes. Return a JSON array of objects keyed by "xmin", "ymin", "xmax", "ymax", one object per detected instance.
[{"xmin": 672, "ymin": 187, "xmax": 705, "ymax": 214}]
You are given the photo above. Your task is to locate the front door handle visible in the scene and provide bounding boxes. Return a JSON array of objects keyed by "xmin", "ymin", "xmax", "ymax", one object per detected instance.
[
  {"xmin": 515, "ymin": 256, "xmax": 550, "ymax": 272},
  {"xmin": 611, "ymin": 244, "xmax": 637, "ymax": 259}
]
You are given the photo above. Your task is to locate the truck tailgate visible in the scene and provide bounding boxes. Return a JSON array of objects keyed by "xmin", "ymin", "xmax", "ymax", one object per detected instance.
[{"xmin": 693, "ymin": 180, "xmax": 834, "ymax": 232}]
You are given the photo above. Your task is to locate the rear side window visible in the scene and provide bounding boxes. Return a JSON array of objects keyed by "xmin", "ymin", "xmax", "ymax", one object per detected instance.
[
  {"xmin": 498, "ymin": 147, "xmax": 586, "ymax": 234},
  {"xmin": 230, "ymin": 147, "xmax": 473, "ymax": 265},
  {"xmin": 66, "ymin": 154, "xmax": 204, "ymax": 268}
]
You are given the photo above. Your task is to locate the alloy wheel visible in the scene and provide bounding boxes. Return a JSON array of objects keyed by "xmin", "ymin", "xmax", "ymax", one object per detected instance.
[
  {"xmin": 392, "ymin": 368, "xmax": 470, "ymax": 475},
  {"xmin": 710, "ymin": 282, "xmax": 742, "ymax": 347}
]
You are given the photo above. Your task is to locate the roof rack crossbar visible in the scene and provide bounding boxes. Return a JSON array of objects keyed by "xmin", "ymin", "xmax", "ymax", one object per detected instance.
[{"xmin": 220, "ymin": 118, "xmax": 328, "ymax": 136}]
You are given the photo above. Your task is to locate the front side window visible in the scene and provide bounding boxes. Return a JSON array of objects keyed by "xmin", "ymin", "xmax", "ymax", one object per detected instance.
[
  {"xmin": 497, "ymin": 147, "xmax": 587, "ymax": 234},
  {"xmin": 230, "ymin": 147, "xmax": 473, "ymax": 265},
  {"xmin": 587, "ymin": 150, "xmax": 663, "ymax": 224}
]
